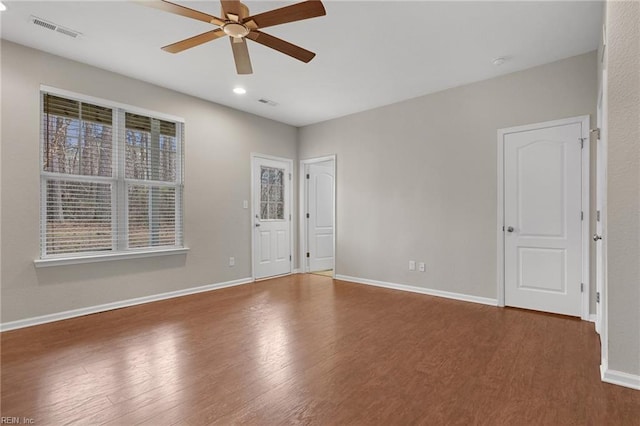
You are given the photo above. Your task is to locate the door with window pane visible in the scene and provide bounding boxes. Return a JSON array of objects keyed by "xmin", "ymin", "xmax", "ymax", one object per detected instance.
[{"xmin": 252, "ymin": 155, "xmax": 292, "ymax": 279}]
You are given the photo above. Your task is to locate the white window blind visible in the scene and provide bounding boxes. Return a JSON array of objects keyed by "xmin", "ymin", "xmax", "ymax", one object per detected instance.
[
  {"xmin": 124, "ymin": 112, "xmax": 182, "ymax": 248},
  {"xmin": 40, "ymin": 91, "xmax": 184, "ymax": 259}
]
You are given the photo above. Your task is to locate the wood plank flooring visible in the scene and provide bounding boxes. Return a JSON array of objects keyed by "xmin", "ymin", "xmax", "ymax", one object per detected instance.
[{"xmin": 1, "ymin": 274, "xmax": 639, "ymax": 425}]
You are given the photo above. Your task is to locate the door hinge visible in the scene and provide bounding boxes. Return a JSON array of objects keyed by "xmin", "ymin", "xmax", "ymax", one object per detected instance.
[
  {"xmin": 306, "ymin": 252, "xmax": 310, "ymax": 258},
  {"xmin": 289, "ymin": 255, "xmax": 292, "ymax": 261},
  {"xmin": 306, "ymin": 173, "xmax": 310, "ymax": 179},
  {"xmin": 579, "ymin": 138, "xmax": 585, "ymax": 149},
  {"xmin": 289, "ymin": 214, "xmax": 292, "ymax": 221},
  {"xmin": 581, "ymin": 211, "xmax": 584, "ymax": 221},
  {"xmin": 306, "ymin": 213, "xmax": 310, "ymax": 219},
  {"xmin": 596, "ymin": 292, "xmax": 600, "ymax": 303},
  {"xmin": 581, "ymin": 283, "xmax": 584, "ymax": 292},
  {"xmin": 289, "ymin": 173, "xmax": 292, "ymax": 181},
  {"xmin": 597, "ymin": 210, "xmax": 601, "ymax": 222},
  {"xmin": 590, "ymin": 128, "xmax": 601, "ymax": 140}
]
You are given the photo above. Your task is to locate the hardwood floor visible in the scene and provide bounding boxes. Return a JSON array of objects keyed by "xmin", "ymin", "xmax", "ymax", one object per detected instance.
[{"xmin": 1, "ymin": 274, "xmax": 639, "ymax": 425}]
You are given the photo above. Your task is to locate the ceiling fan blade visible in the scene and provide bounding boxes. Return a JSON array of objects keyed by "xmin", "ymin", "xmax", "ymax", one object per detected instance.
[
  {"xmin": 243, "ymin": 1, "xmax": 325, "ymax": 29},
  {"xmin": 246, "ymin": 31, "xmax": 315, "ymax": 63},
  {"xmin": 221, "ymin": 0, "xmax": 249, "ymax": 20},
  {"xmin": 134, "ymin": 0, "xmax": 225, "ymax": 26},
  {"xmin": 162, "ymin": 29, "xmax": 226, "ymax": 53},
  {"xmin": 230, "ymin": 37, "xmax": 253, "ymax": 74}
]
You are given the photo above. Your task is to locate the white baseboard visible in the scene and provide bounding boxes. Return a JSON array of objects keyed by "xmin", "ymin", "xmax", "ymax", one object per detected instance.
[
  {"xmin": 293, "ymin": 268, "xmax": 302, "ymax": 274},
  {"xmin": 0, "ymin": 277, "xmax": 254, "ymax": 332},
  {"xmin": 589, "ymin": 314, "xmax": 597, "ymax": 323},
  {"xmin": 334, "ymin": 274, "xmax": 497, "ymax": 306},
  {"xmin": 601, "ymin": 364, "xmax": 640, "ymax": 391}
]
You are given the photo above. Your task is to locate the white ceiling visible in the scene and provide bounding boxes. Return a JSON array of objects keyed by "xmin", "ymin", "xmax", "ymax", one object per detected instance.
[{"xmin": 1, "ymin": 1, "xmax": 602, "ymax": 127}]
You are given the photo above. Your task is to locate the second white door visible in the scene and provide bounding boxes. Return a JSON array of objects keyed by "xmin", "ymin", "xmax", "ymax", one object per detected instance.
[
  {"xmin": 503, "ymin": 120, "xmax": 584, "ymax": 317},
  {"xmin": 306, "ymin": 160, "xmax": 334, "ymax": 272},
  {"xmin": 252, "ymin": 155, "xmax": 292, "ymax": 279}
]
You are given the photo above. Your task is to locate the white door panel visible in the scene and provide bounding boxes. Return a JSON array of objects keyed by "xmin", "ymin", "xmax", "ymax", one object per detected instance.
[
  {"xmin": 308, "ymin": 161, "xmax": 334, "ymax": 272},
  {"xmin": 519, "ymin": 248, "xmax": 566, "ymax": 292},
  {"xmin": 517, "ymin": 141, "xmax": 566, "ymax": 237},
  {"xmin": 314, "ymin": 174, "xmax": 334, "ymax": 226},
  {"xmin": 315, "ymin": 234, "xmax": 333, "ymax": 258},
  {"xmin": 259, "ymin": 231, "xmax": 270, "ymax": 263},
  {"xmin": 276, "ymin": 230, "xmax": 287, "ymax": 261},
  {"xmin": 252, "ymin": 156, "xmax": 292, "ymax": 279},
  {"xmin": 504, "ymin": 122, "xmax": 583, "ymax": 317}
]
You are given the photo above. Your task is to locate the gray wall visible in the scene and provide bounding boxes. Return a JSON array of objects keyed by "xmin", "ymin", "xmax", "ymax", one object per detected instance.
[
  {"xmin": 0, "ymin": 40, "xmax": 298, "ymax": 323},
  {"xmin": 604, "ymin": 1, "xmax": 640, "ymax": 377},
  {"xmin": 299, "ymin": 52, "xmax": 597, "ymax": 302}
]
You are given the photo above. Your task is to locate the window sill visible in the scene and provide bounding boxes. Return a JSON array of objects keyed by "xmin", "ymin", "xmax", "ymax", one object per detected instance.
[{"xmin": 34, "ymin": 248, "xmax": 189, "ymax": 268}]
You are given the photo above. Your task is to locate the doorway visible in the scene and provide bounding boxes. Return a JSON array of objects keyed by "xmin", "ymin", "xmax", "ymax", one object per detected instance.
[
  {"xmin": 251, "ymin": 154, "xmax": 293, "ymax": 280},
  {"xmin": 497, "ymin": 116, "xmax": 590, "ymax": 319},
  {"xmin": 300, "ymin": 156, "xmax": 336, "ymax": 277}
]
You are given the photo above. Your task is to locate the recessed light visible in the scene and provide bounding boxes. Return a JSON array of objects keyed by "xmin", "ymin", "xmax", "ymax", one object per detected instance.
[
  {"xmin": 492, "ymin": 57, "xmax": 506, "ymax": 66},
  {"xmin": 233, "ymin": 87, "xmax": 246, "ymax": 95},
  {"xmin": 0, "ymin": 2, "xmax": 7, "ymax": 12}
]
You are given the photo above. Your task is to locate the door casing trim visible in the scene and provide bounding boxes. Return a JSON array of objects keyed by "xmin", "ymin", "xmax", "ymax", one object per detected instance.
[
  {"xmin": 299, "ymin": 155, "xmax": 337, "ymax": 276},
  {"xmin": 496, "ymin": 115, "xmax": 590, "ymax": 320}
]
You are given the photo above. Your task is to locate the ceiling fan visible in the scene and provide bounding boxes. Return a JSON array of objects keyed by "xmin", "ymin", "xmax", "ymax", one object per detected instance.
[{"xmin": 135, "ymin": 0, "xmax": 326, "ymax": 74}]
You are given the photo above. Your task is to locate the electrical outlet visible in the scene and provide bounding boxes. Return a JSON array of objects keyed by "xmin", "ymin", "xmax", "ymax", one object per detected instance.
[
  {"xmin": 409, "ymin": 260, "xmax": 416, "ymax": 271},
  {"xmin": 229, "ymin": 257, "xmax": 235, "ymax": 267},
  {"xmin": 418, "ymin": 262, "xmax": 425, "ymax": 272}
]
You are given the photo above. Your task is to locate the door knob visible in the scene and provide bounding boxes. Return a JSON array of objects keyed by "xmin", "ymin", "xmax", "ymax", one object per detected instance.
[
  {"xmin": 507, "ymin": 226, "xmax": 514, "ymax": 233},
  {"xmin": 593, "ymin": 234, "xmax": 602, "ymax": 241},
  {"xmin": 255, "ymin": 223, "xmax": 261, "ymax": 227}
]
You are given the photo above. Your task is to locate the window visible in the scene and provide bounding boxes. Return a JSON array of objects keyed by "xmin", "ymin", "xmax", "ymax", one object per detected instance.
[
  {"xmin": 259, "ymin": 166, "xmax": 285, "ymax": 220},
  {"xmin": 40, "ymin": 90, "xmax": 184, "ymax": 260}
]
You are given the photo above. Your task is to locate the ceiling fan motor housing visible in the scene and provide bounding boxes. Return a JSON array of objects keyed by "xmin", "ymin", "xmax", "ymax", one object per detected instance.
[{"xmin": 223, "ymin": 22, "xmax": 249, "ymax": 38}]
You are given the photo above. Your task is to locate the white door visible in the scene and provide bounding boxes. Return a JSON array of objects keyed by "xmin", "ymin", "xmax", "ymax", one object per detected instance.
[
  {"xmin": 595, "ymin": 85, "xmax": 606, "ymax": 334},
  {"xmin": 595, "ymin": 137, "xmax": 605, "ymax": 333},
  {"xmin": 504, "ymin": 122, "xmax": 583, "ymax": 316},
  {"xmin": 252, "ymin": 155, "xmax": 292, "ymax": 279},
  {"xmin": 307, "ymin": 161, "xmax": 334, "ymax": 272}
]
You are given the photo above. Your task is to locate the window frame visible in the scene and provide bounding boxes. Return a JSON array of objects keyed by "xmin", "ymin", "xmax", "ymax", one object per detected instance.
[{"xmin": 35, "ymin": 86, "xmax": 187, "ymax": 267}]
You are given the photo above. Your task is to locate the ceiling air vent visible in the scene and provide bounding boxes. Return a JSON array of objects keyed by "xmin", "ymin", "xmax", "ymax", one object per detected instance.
[
  {"xmin": 31, "ymin": 16, "xmax": 81, "ymax": 38},
  {"xmin": 258, "ymin": 98, "xmax": 278, "ymax": 107},
  {"xmin": 56, "ymin": 27, "xmax": 80, "ymax": 38}
]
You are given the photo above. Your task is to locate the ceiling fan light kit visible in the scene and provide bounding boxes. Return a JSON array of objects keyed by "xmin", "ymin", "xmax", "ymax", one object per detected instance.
[{"xmin": 136, "ymin": 0, "xmax": 326, "ymax": 75}]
